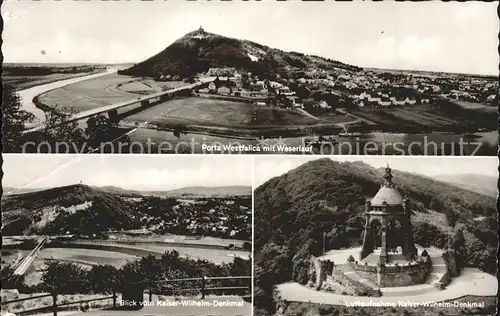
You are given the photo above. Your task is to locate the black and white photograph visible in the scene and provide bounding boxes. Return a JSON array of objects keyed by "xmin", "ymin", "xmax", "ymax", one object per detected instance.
[
  {"xmin": 1, "ymin": 155, "xmax": 252, "ymax": 316},
  {"xmin": 2, "ymin": 1, "xmax": 497, "ymax": 155},
  {"xmin": 253, "ymin": 156, "xmax": 497, "ymax": 316}
]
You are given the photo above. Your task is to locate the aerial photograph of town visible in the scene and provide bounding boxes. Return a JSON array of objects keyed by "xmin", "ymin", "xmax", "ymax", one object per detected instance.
[
  {"xmin": 2, "ymin": 1, "xmax": 497, "ymax": 155},
  {"xmin": 253, "ymin": 156, "xmax": 498, "ymax": 316},
  {"xmin": 1, "ymin": 155, "xmax": 252, "ymax": 316}
]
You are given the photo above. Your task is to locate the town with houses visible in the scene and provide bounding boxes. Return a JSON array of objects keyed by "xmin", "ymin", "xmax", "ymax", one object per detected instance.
[
  {"xmin": 137, "ymin": 196, "xmax": 252, "ymax": 241},
  {"xmin": 195, "ymin": 65, "xmax": 498, "ymax": 114}
]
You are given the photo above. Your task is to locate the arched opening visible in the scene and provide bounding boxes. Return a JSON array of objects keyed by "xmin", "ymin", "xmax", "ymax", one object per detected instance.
[
  {"xmin": 369, "ymin": 219, "xmax": 383, "ymax": 250},
  {"xmin": 387, "ymin": 218, "xmax": 403, "ymax": 253}
]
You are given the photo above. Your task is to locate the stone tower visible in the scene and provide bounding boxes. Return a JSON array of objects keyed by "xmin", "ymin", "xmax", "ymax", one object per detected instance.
[{"xmin": 360, "ymin": 165, "xmax": 417, "ymax": 264}]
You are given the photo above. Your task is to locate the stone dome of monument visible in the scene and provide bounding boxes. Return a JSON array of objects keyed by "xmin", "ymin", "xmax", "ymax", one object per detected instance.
[
  {"xmin": 370, "ymin": 165, "xmax": 404, "ymax": 206},
  {"xmin": 371, "ymin": 186, "xmax": 403, "ymax": 206}
]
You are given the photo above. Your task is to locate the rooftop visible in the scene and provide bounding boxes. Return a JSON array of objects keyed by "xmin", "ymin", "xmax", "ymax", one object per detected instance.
[
  {"xmin": 370, "ymin": 165, "xmax": 404, "ymax": 206},
  {"xmin": 371, "ymin": 186, "xmax": 404, "ymax": 206}
]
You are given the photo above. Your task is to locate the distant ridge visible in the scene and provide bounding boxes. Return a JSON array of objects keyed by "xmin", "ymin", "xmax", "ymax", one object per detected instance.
[
  {"xmin": 164, "ymin": 186, "xmax": 251, "ymax": 197},
  {"xmin": 4, "ymin": 184, "xmax": 252, "ymax": 197},
  {"xmin": 432, "ymin": 173, "xmax": 498, "ymax": 197}
]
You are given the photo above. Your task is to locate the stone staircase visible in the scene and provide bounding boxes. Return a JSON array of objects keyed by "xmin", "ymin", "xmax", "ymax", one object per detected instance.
[{"xmin": 426, "ymin": 256, "xmax": 449, "ymax": 289}]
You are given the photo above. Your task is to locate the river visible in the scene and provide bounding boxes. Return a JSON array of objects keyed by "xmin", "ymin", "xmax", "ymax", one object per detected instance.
[{"xmin": 18, "ymin": 68, "xmax": 118, "ymax": 127}]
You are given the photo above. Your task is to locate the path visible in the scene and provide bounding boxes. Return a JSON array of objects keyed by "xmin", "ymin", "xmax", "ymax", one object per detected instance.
[
  {"xmin": 296, "ymin": 108, "xmax": 319, "ymax": 120},
  {"xmin": 277, "ymin": 268, "xmax": 497, "ymax": 305}
]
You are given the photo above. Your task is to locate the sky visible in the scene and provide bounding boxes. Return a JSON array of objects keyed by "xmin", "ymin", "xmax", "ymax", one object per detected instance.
[
  {"xmin": 2, "ymin": 154, "xmax": 252, "ymax": 191},
  {"xmin": 254, "ymin": 156, "xmax": 498, "ymax": 187},
  {"xmin": 2, "ymin": 1, "xmax": 498, "ymax": 75}
]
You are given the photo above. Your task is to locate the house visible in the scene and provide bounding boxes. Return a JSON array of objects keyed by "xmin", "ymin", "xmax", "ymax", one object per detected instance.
[
  {"xmin": 250, "ymin": 81, "xmax": 265, "ymax": 91},
  {"xmin": 286, "ymin": 96, "xmax": 303, "ymax": 108},
  {"xmin": 368, "ymin": 94, "xmax": 381, "ymax": 103},
  {"xmin": 317, "ymin": 100, "xmax": 330, "ymax": 109},
  {"xmin": 379, "ymin": 97, "xmax": 391, "ymax": 107},
  {"xmin": 208, "ymin": 82, "xmax": 217, "ymax": 93},
  {"xmin": 390, "ymin": 96, "xmax": 406, "ymax": 106},
  {"xmin": 358, "ymin": 91, "xmax": 370, "ymax": 100},
  {"xmin": 405, "ymin": 97, "xmax": 417, "ymax": 105}
]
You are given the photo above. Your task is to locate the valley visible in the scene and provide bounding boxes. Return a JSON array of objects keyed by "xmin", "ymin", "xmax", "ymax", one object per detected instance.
[{"xmin": 5, "ymin": 28, "xmax": 497, "ymax": 154}]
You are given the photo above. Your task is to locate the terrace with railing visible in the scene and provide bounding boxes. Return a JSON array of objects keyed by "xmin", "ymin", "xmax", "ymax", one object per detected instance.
[{"xmin": 1, "ymin": 275, "xmax": 251, "ymax": 316}]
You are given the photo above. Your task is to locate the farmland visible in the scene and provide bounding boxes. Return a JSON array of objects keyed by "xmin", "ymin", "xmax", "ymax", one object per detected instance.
[
  {"xmin": 3, "ymin": 64, "xmax": 106, "ymax": 90},
  {"xmin": 347, "ymin": 101, "xmax": 496, "ymax": 133},
  {"xmin": 125, "ymin": 97, "xmax": 254, "ymax": 126},
  {"xmin": 36, "ymin": 73, "xmax": 144, "ymax": 112}
]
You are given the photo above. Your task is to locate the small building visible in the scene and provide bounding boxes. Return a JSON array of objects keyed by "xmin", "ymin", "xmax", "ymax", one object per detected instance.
[
  {"xmin": 379, "ymin": 97, "xmax": 391, "ymax": 107},
  {"xmin": 405, "ymin": 97, "xmax": 417, "ymax": 105},
  {"xmin": 208, "ymin": 82, "xmax": 217, "ymax": 93},
  {"xmin": 250, "ymin": 81, "xmax": 265, "ymax": 91}
]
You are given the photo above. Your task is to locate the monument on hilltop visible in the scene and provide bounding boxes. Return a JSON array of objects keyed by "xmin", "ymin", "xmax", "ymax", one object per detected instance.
[{"xmin": 360, "ymin": 165, "xmax": 418, "ymax": 264}]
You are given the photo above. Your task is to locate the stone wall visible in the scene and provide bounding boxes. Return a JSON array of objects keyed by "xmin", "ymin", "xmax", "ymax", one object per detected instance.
[
  {"xmin": 442, "ymin": 250, "xmax": 459, "ymax": 277},
  {"xmin": 351, "ymin": 259, "xmax": 431, "ymax": 287},
  {"xmin": 330, "ymin": 266, "xmax": 381, "ymax": 297},
  {"xmin": 307, "ymin": 256, "xmax": 323, "ymax": 289}
]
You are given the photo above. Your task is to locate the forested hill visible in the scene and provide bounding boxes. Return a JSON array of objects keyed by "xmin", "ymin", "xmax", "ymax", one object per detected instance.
[
  {"xmin": 254, "ymin": 159, "xmax": 497, "ymax": 313},
  {"xmin": 2, "ymin": 184, "xmax": 252, "ymax": 240},
  {"xmin": 120, "ymin": 29, "xmax": 362, "ymax": 79},
  {"xmin": 2, "ymin": 184, "xmax": 138, "ymax": 235},
  {"xmin": 255, "ymin": 158, "xmax": 495, "ymax": 250}
]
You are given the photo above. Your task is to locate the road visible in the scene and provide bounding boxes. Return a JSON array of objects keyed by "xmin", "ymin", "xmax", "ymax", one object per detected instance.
[
  {"xmin": 23, "ymin": 78, "xmax": 213, "ymax": 134},
  {"xmin": 69, "ymin": 78, "xmax": 212, "ymax": 121},
  {"xmin": 277, "ymin": 268, "xmax": 497, "ymax": 305}
]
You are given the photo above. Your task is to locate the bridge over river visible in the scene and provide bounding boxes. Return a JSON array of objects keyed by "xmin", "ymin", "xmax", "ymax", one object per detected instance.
[
  {"xmin": 23, "ymin": 78, "xmax": 214, "ymax": 134},
  {"xmin": 13, "ymin": 237, "xmax": 48, "ymax": 276}
]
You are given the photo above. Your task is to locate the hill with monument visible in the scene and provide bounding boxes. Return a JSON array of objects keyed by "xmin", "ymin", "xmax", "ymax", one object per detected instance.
[
  {"xmin": 120, "ymin": 26, "xmax": 362, "ymax": 79},
  {"xmin": 253, "ymin": 159, "xmax": 497, "ymax": 315}
]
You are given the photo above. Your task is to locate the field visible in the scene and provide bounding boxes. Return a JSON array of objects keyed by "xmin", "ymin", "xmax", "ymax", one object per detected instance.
[
  {"xmin": 131, "ymin": 97, "xmax": 317, "ymax": 128},
  {"xmin": 127, "ymin": 97, "xmax": 253, "ymax": 126},
  {"xmin": 36, "ymin": 73, "xmax": 143, "ymax": 112},
  {"xmin": 118, "ymin": 78, "xmax": 185, "ymax": 94},
  {"xmin": 3, "ymin": 64, "xmax": 106, "ymax": 90},
  {"xmin": 250, "ymin": 108, "xmax": 318, "ymax": 126},
  {"xmin": 348, "ymin": 102, "xmax": 496, "ymax": 133}
]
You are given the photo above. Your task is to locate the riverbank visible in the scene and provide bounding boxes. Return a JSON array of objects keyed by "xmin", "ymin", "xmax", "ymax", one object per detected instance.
[{"xmin": 18, "ymin": 69, "xmax": 117, "ymax": 126}]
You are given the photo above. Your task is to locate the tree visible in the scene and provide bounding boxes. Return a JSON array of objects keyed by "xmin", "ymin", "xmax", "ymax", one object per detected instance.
[
  {"xmin": 2, "ymin": 84, "xmax": 36, "ymax": 152},
  {"xmin": 1, "ymin": 265, "xmax": 27, "ymax": 290},
  {"xmin": 452, "ymin": 227, "xmax": 466, "ymax": 270},
  {"xmin": 28, "ymin": 110, "xmax": 87, "ymax": 153},
  {"xmin": 40, "ymin": 261, "xmax": 88, "ymax": 294},
  {"xmin": 88, "ymin": 264, "xmax": 121, "ymax": 293},
  {"xmin": 241, "ymin": 73, "xmax": 251, "ymax": 90},
  {"xmin": 85, "ymin": 115, "xmax": 117, "ymax": 148}
]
